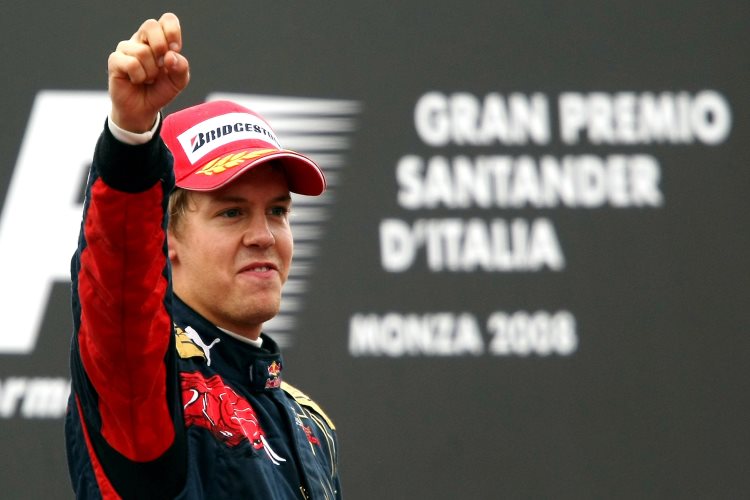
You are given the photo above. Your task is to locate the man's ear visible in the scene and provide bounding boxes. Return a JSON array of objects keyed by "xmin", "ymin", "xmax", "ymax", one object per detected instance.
[{"xmin": 167, "ymin": 232, "xmax": 179, "ymax": 263}]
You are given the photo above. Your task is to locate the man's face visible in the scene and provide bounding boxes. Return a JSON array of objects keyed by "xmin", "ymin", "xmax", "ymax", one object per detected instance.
[{"xmin": 168, "ymin": 163, "xmax": 293, "ymax": 339}]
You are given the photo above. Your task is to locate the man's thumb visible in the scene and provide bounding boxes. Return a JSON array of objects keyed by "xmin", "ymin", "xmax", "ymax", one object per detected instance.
[{"xmin": 167, "ymin": 52, "xmax": 191, "ymax": 92}]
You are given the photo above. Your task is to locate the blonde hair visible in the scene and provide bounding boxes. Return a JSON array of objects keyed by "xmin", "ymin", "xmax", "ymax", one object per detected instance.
[{"xmin": 167, "ymin": 188, "xmax": 192, "ymax": 236}]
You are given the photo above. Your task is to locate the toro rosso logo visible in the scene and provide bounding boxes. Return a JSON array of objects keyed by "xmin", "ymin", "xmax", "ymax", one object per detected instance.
[{"xmin": 181, "ymin": 371, "xmax": 286, "ymax": 464}]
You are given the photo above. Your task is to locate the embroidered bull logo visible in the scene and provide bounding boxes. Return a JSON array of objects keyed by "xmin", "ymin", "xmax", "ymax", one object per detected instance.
[{"xmin": 181, "ymin": 371, "xmax": 286, "ymax": 465}]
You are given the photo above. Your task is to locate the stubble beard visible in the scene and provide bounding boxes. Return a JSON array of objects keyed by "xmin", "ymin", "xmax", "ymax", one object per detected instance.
[{"xmin": 227, "ymin": 291, "xmax": 282, "ymax": 332}]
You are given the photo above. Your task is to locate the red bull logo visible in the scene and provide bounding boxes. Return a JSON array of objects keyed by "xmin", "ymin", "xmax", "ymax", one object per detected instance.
[
  {"xmin": 265, "ymin": 361, "xmax": 282, "ymax": 389},
  {"xmin": 268, "ymin": 361, "xmax": 281, "ymax": 377}
]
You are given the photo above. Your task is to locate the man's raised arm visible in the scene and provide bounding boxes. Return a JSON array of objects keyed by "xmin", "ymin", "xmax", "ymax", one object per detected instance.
[{"xmin": 66, "ymin": 13, "xmax": 190, "ymax": 499}]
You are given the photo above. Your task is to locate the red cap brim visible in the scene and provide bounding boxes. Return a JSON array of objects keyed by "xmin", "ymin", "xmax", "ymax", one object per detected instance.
[{"xmin": 175, "ymin": 147, "xmax": 326, "ymax": 195}]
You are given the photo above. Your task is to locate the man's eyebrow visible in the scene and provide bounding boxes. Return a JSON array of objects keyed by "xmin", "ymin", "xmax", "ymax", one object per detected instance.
[{"xmin": 210, "ymin": 194, "xmax": 292, "ymax": 204}]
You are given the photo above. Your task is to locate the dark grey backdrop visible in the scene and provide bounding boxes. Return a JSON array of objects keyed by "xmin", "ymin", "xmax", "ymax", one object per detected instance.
[{"xmin": 0, "ymin": 1, "xmax": 748, "ymax": 498}]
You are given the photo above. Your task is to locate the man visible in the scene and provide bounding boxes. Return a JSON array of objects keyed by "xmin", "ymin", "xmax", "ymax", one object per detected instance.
[{"xmin": 66, "ymin": 13, "xmax": 341, "ymax": 499}]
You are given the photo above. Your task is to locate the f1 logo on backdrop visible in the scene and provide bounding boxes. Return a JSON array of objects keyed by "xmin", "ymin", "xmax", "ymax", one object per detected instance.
[
  {"xmin": 0, "ymin": 90, "xmax": 360, "ymax": 354},
  {"xmin": 0, "ymin": 91, "xmax": 109, "ymax": 354}
]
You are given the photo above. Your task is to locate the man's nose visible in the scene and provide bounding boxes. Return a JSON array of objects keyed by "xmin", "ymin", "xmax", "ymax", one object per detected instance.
[{"xmin": 242, "ymin": 214, "xmax": 275, "ymax": 248}]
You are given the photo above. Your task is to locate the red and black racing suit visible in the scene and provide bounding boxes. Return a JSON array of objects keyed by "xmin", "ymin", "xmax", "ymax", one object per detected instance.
[{"xmin": 65, "ymin": 119, "xmax": 341, "ymax": 499}]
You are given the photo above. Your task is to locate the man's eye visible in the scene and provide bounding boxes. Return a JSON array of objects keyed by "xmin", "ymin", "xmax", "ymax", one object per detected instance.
[
  {"xmin": 220, "ymin": 208, "xmax": 242, "ymax": 218},
  {"xmin": 269, "ymin": 207, "xmax": 290, "ymax": 217}
]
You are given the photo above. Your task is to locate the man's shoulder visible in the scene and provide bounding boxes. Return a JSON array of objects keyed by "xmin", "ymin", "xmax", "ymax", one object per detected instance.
[{"xmin": 281, "ymin": 381, "xmax": 336, "ymax": 431}]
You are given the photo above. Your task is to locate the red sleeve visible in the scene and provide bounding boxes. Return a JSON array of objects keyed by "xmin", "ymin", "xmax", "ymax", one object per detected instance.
[{"xmin": 77, "ymin": 177, "xmax": 174, "ymax": 461}]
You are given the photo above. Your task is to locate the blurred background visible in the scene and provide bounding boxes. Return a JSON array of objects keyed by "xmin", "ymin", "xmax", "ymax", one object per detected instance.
[{"xmin": 0, "ymin": 1, "xmax": 748, "ymax": 498}]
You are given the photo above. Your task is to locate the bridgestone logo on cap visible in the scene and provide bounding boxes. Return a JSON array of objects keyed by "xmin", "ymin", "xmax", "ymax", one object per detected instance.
[{"xmin": 176, "ymin": 112, "xmax": 282, "ymax": 164}]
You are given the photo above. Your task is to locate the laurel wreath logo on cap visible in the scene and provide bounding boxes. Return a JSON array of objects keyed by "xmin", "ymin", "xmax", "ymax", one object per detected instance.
[{"xmin": 195, "ymin": 149, "xmax": 277, "ymax": 176}]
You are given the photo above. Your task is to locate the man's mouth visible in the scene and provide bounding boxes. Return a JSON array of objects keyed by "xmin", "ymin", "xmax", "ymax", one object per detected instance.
[{"xmin": 240, "ymin": 263, "xmax": 278, "ymax": 274}]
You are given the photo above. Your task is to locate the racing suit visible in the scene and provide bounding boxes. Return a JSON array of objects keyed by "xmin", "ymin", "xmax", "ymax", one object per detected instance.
[{"xmin": 65, "ymin": 120, "xmax": 341, "ymax": 499}]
